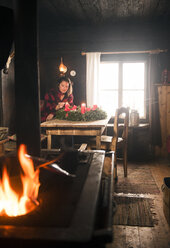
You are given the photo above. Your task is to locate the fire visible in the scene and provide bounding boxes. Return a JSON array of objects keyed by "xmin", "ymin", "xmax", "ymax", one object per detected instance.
[{"xmin": 0, "ymin": 144, "xmax": 40, "ymax": 217}]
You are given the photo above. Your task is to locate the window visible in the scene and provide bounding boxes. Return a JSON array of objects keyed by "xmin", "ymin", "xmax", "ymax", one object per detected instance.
[{"xmin": 99, "ymin": 61, "xmax": 146, "ymax": 118}]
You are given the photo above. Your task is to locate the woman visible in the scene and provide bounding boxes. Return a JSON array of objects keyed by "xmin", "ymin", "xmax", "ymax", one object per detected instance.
[{"xmin": 41, "ymin": 76, "xmax": 73, "ymax": 122}]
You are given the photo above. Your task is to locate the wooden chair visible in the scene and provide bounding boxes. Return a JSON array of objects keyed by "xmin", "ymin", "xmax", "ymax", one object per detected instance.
[
  {"xmin": 116, "ymin": 107, "xmax": 129, "ymax": 177},
  {"xmin": 87, "ymin": 107, "xmax": 129, "ymax": 179}
]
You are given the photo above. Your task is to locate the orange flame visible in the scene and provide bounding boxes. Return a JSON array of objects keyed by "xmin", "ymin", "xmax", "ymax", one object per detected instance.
[
  {"xmin": 0, "ymin": 144, "xmax": 40, "ymax": 217},
  {"xmin": 59, "ymin": 57, "xmax": 67, "ymax": 73}
]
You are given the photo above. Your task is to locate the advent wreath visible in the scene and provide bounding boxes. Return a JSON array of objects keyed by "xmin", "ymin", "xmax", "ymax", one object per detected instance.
[{"xmin": 55, "ymin": 105, "xmax": 107, "ymax": 121}]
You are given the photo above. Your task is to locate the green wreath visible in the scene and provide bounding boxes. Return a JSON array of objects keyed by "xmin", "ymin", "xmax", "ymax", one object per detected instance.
[{"xmin": 55, "ymin": 105, "xmax": 107, "ymax": 121}]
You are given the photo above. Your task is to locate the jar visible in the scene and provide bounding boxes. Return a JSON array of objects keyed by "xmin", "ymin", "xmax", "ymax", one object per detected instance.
[{"xmin": 130, "ymin": 110, "xmax": 139, "ymax": 126}]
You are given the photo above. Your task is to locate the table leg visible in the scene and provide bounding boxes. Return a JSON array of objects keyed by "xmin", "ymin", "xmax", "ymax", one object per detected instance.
[
  {"xmin": 0, "ymin": 143, "xmax": 4, "ymax": 156},
  {"xmin": 47, "ymin": 134, "xmax": 52, "ymax": 149},
  {"xmin": 96, "ymin": 136, "xmax": 101, "ymax": 150}
]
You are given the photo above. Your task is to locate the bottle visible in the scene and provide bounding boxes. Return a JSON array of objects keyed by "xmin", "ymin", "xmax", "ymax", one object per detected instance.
[{"xmin": 130, "ymin": 110, "xmax": 139, "ymax": 126}]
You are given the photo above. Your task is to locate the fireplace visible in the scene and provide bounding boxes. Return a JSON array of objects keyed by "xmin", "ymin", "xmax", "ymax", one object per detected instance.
[
  {"xmin": 0, "ymin": 2, "xmax": 115, "ymax": 247},
  {"xmin": 0, "ymin": 150, "xmax": 113, "ymax": 247}
]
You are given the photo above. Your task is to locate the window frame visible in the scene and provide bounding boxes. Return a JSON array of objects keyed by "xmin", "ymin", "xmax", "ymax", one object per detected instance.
[{"xmin": 100, "ymin": 56, "xmax": 148, "ymax": 122}]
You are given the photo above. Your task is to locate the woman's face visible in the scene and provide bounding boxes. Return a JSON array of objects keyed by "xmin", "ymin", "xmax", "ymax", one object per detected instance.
[{"xmin": 59, "ymin": 81, "xmax": 69, "ymax": 94}]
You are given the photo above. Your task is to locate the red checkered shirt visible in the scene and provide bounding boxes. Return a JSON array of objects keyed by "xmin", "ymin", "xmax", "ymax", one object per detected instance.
[{"xmin": 41, "ymin": 88, "xmax": 73, "ymax": 122}]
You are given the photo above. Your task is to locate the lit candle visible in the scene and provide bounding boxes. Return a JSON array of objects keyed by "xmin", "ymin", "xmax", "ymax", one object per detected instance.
[{"xmin": 81, "ymin": 103, "xmax": 86, "ymax": 114}]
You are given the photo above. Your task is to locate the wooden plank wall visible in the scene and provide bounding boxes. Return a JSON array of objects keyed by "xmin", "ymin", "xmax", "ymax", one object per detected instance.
[{"xmin": 157, "ymin": 85, "xmax": 170, "ymax": 157}]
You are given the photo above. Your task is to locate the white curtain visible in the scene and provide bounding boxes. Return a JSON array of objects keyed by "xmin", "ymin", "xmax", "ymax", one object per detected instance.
[{"xmin": 86, "ymin": 52, "xmax": 101, "ymax": 107}]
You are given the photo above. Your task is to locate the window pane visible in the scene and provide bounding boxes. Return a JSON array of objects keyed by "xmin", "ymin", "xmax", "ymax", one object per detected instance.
[
  {"xmin": 122, "ymin": 91, "xmax": 144, "ymax": 117},
  {"xmin": 123, "ymin": 63, "xmax": 145, "ymax": 90},
  {"xmin": 98, "ymin": 61, "xmax": 146, "ymax": 118},
  {"xmin": 99, "ymin": 91, "xmax": 118, "ymax": 116},
  {"xmin": 100, "ymin": 63, "xmax": 119, "ymax": 89}
]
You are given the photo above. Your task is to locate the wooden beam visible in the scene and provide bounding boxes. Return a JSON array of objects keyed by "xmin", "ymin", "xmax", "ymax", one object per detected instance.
[
  {"xmin": 13, "ymin": 0, "xmax": 41, "ymax": 156},
  {"xmin": 81, "ymin": 49, "xmax": 168, "ymax": 56}
]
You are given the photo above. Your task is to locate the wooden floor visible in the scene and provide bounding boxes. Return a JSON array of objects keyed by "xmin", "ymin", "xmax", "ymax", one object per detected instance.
[{"xmin": 106, "ymin": 158, "xmax": 170, "ymax": 248}]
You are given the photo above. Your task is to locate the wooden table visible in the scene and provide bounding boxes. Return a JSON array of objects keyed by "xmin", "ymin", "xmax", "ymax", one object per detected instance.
[
  {"xmin": 41, "ymin": 118, "xmax": 109, "ymax": 150},
  {"xmin": 0, "ymin": 138, "xmax": 9, "ymax": 156}
]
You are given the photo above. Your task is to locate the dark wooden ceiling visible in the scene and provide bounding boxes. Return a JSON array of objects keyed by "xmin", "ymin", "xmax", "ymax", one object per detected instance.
[
  {"xmin": 1, "ymin": 0, "xmax": 170, "ymax": 26},
  {"xmin": 39, "ymin": 0, "xmax": 170, "ymax": 26}
]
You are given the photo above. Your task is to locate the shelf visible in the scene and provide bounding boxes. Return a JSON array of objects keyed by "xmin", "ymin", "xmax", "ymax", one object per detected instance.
[{"xmin": 154, "ymin": 84, "xmax": 170, "ymax": 86}]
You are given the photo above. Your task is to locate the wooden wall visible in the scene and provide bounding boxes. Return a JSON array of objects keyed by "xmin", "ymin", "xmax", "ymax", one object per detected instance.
[
  {"xmin": 39, "ymin": 18, "xmax": 170, "ymax": 105},
  {"xmin": 1, "ymin": 60, "xmax": 15, "ymax": 134},
  {"xmin": 39, "ymin": 53, "xmax": 86, "ymax": 106},
  {"xmin": 157, "ymin": 86, "xmax": 170, "ymax": 157},
  {"xmin": 0, "ymin": 6, "xmax": 13, "ymax": 128},
  {"xmin": 1, "ymin": 11, "xmax": 170, "ymax": 152}
]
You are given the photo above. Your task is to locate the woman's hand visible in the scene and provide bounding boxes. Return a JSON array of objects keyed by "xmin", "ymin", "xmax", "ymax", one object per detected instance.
[
  {"xmin": 65, "ymin": 102, "xmax": 70, "ymax": 107},
  {"xmin": 55, "ymin": 102, "xmax": 65, "ymax": 110},
  {"xmin": 46, "ymin": 113, "xmax": 54, "ymax": 121}
]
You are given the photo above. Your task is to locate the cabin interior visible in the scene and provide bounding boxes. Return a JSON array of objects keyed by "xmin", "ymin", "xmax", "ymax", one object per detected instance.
[{"xmin": 0, "ymin": 0, "xmax": 170, "ymax": 247}]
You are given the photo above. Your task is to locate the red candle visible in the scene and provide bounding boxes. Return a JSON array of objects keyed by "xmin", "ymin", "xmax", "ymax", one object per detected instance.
[
  {"xmin": 65, "ymin": 103, "xmax": 69, "ymax": 108},
  {"xmin": 92, "ymin": 104, "xmax": 98, "ymax": 110},
  {"xmin": 81, "ymin": 103, "xmax": 86, "ymax": 114}
]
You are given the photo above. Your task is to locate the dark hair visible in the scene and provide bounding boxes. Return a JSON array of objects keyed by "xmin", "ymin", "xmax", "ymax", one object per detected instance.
[{"xmin": 57, "ymin": 76, "xmax": 73, "ymax": 97}]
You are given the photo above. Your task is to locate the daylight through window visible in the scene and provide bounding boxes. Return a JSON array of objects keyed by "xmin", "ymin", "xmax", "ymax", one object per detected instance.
[{"xmin": 99, "ymin": 61, "xmax": 146, "ymax": 118}]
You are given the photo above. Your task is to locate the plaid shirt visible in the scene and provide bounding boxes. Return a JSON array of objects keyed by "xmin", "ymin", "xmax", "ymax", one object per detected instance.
[{"xmin": 41, "ymin": 88, "xmax": 73, "ymax": 122}]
